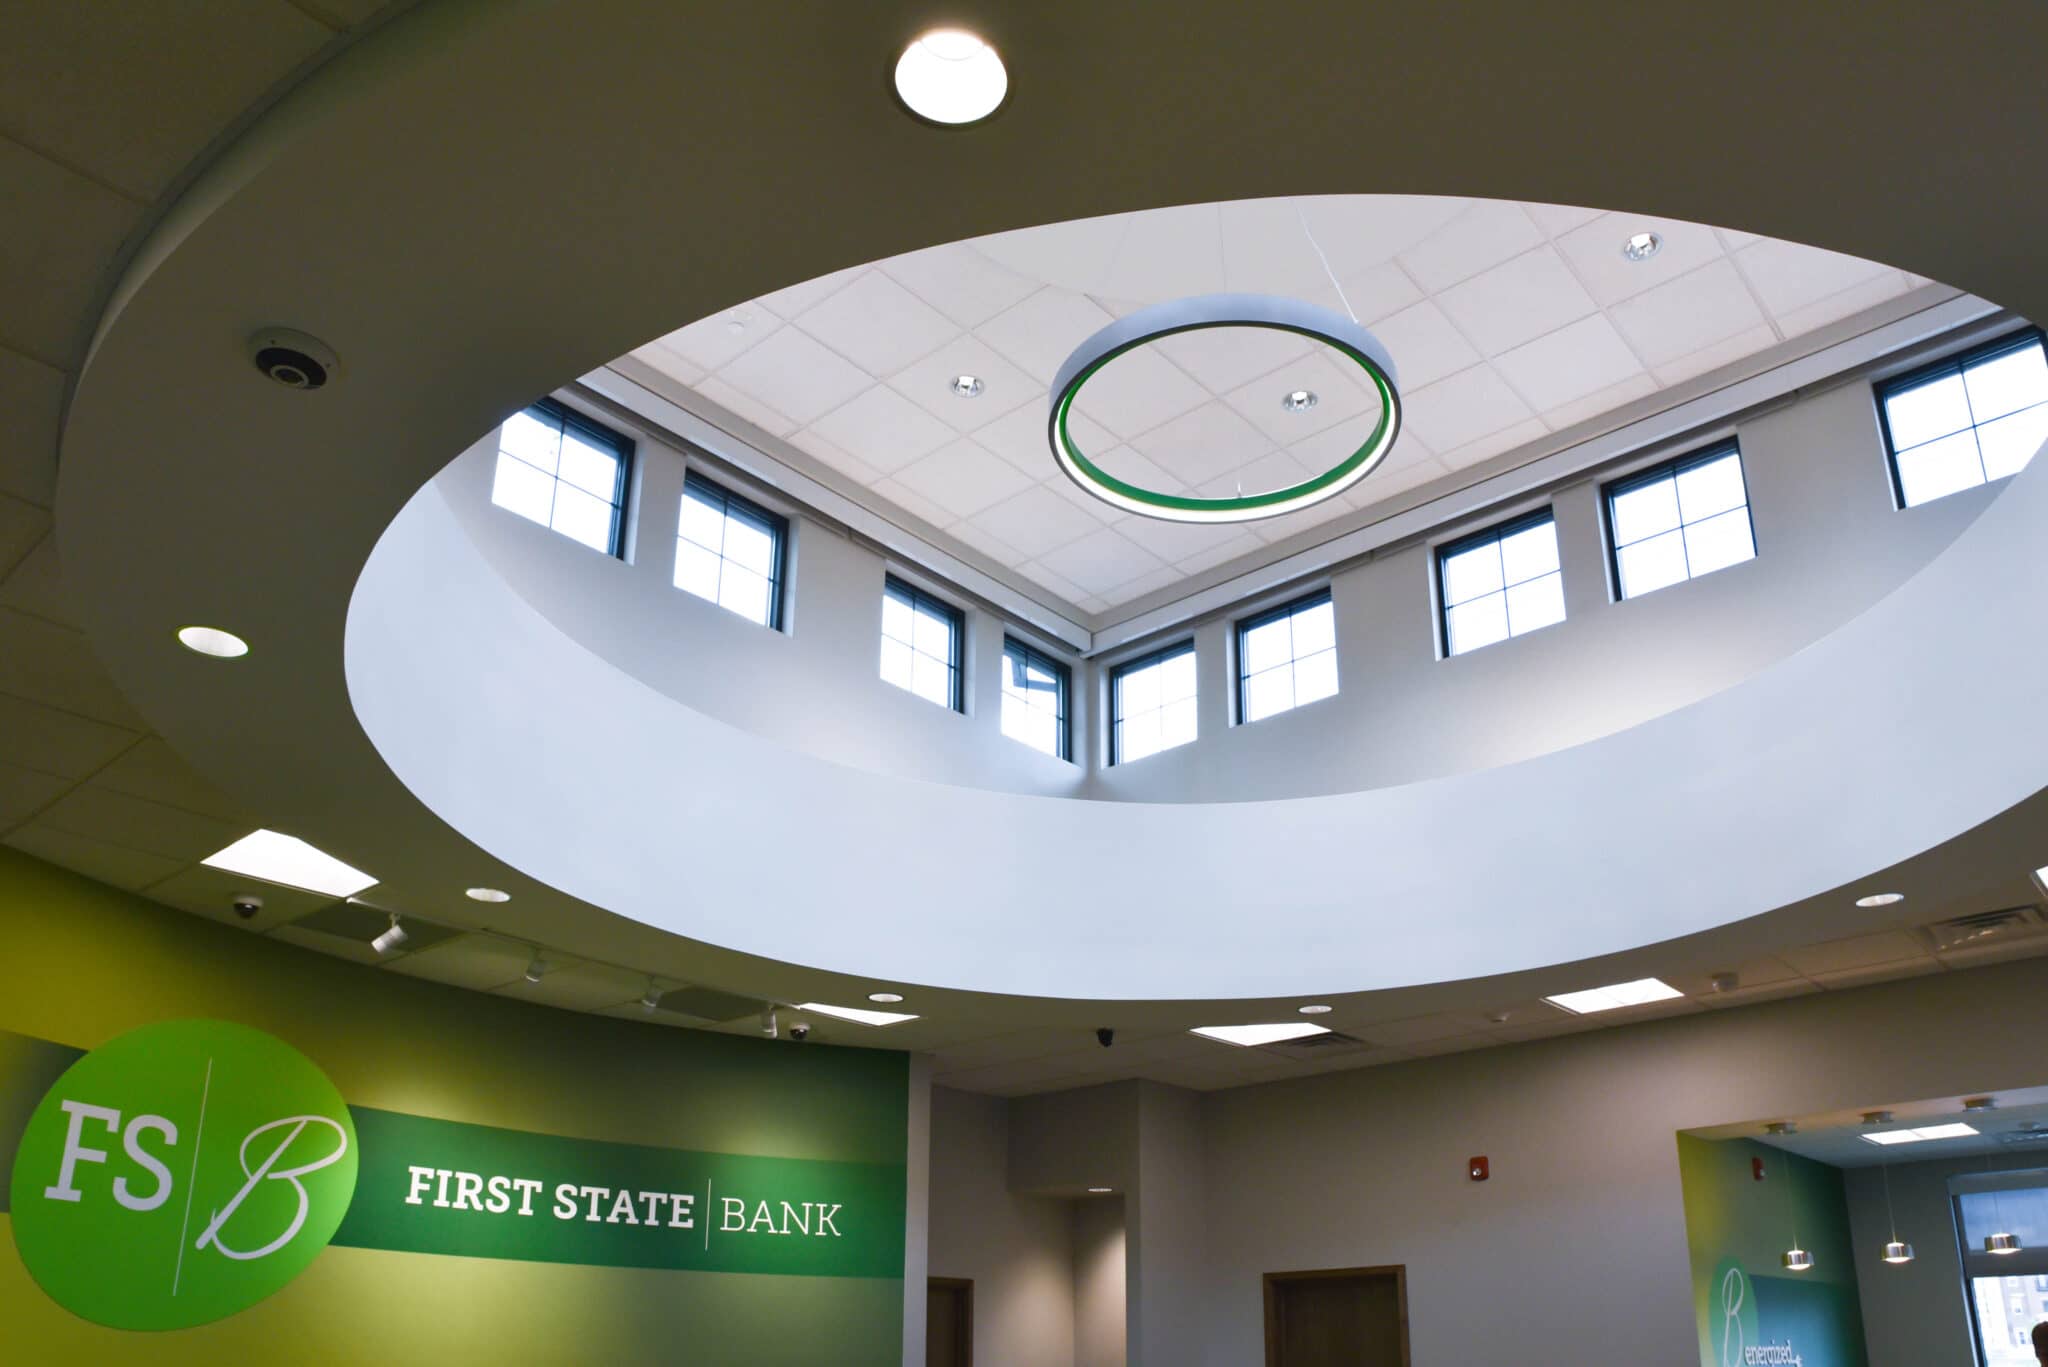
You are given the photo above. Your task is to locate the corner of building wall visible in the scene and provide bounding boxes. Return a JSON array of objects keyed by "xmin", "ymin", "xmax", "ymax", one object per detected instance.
[{"xmin": 904, "ymin": 1052, "xmax": 932, "ymax": 1367}]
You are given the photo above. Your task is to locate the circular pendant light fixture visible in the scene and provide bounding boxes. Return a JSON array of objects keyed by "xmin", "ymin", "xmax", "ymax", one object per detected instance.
[{"xmin": 1047, "ymin": 294, "xmax": 1401, "ymax": 524}]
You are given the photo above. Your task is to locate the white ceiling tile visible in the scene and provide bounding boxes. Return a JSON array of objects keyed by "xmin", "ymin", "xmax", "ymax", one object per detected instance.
[
  {"xmin": 146, "ymin": 862, "xmax": 334, "ymax": 934},
  {"xmin": 90, "ymin": 737, "xmax": 250, "ymax": 823},
  {"xmin": 1435, "ymin": 247, "xmax": 1597, "ymax": 355},
  {"xmin": 945, "ymin": 519, "xmax": 1026, "ymax": 569},
  {"xmin": 628, "ymin": 340, "xmax": 705, "ymax": 387},
  {"xmin": 1493, "ymin": 315, "xmax": 1646, "ymax": 410},
  {"xmin": 1225, "ymin": 351, "xmax": 1380, "ymax": 446},
  {"xmin": 1043, "ymin": 471, "xmax": 1129, "ymax": 525},
  {"xmin": 5, "ymin": 822, "xmax": 181, "ymax": 891},
  {"xmin": 870, "ymin": 477, "xmax": 954, "ymax": 532},
  {"xmin": 1779, "ymin": 930, "xmax": 1931, "ymax": 977},
  {"xmin": 1130, "ymin": 401, "xmax": 1275, "ymax": 488},
  {"xmin": 1197, "ymin": 449, "xmax": 1312, "ymax": 500},
  {"xmin": 1809, "ymin": 958, "xmax": 1944, "ymax": 990},
  {"xmin": 497, "ymin": 959, "xmax": 645, "ymax": 1012},
  {"xmin": 1014, "ymin": 560, "xmax": 1093, "ymax": 606},
  {"xmin": 805, "ymin": 385, "xmax": 957, "ymax": 474},
  {"xmin": 970, "ymin": 485, "xmax": 1107, "ymax": 559},
  {"xmin": 653, "ymin": 313, "xmax": 778, "ymax": 373},
  {"xmin": 1698, "ymin": 980, "xmax": 1821, "ymax": 1010},
  {"xmin": 0, "ymin": 346, "xmax": 64, "ymax": 507},
  {"xmin": 0, "ymin": 761, "xmax": 66, "ymax": 830},
  {"xmin": 1244, "ymin": 498, "xmax": 1354, "ymax": 547},
  {"xmin": 387, "ymin": 932, "xmax": 536, "ymax": 990},
  {"xmin": 882, "ymin": 244, "xmax": 1042, "ymax": 330},
  {"xmin": 1402, "ymin": 365, "xmax": 1537, "ymax": 453},
  {"xmin": 1218, "ymin": 199, "xmax": 1347, "ymax": 308},
  {"xmin": 887, "ymin": 336, "xmax": 1039, "ymax": 433},
  {"xmin": 1093, "ymin": 444, "xmax": 1191, "ymax": 496},
  {"xmin": 976, "ymin": 400, "xmax": 1100, "ymax": 477},
  {"xmin": 1524, "ymin": 201, "xmax": 1604, "ymax": 237},
  {"xmin": 1652, "ymin": 325, "xmax": 1783, "ymax": 388},
  {"xmin": 268, "ymin": 922, "xmax": 383, "ymax": 966},
  {"xmin": 1555, "ymin": 213, "xmax": 1728, "ymax": 307},
  {"xmin": 1609, "ymin": 258, "xmax": 1772, "ymax": 369},
  {"xmin": 972, "ymin": 216, "xmax": 1130, "ymax": 296},
  {"xmin": 1776, "ymin": 272, "xmax": 1913, "ymax": 340},
  {"xmin": 1063, "ymin": 344, "xmax": 1210, "ymax": 441},
  {"xmin": 1169, "ymin": 529, "xmax": 1264, "ymax": 578},
  {"xmin": 754, "ymin": 263, "xmax": 866, "ymax": 320},
  {"xmin": 39, "ymin": 784, "xmax": 242, "ymax": 863},
  {"xmin": 1151, "ymin": 326, "xmax": 1311, "ymax": 395},
  {"xmin": 1343, "ymin": 262, "xmax": 1426, "ymax": 325},
  {"xmin": 692, "ymin": 375, "xmax": 799, "ymax": 439},
  {"xmin": 0, "ymin": 611, "xmax": 148, "ymax": 728},
  {"xmin": 0, "ymin": 540, "xmax": 68, "ymax": 633},
  {"xmin": 978, "ymin": 289, "xmax": 1117, "ymax": 384},
  {"xmin": 787, "ymin": 430, "xmax": 886, "ymax": 486},
  {"xmin": 890, "ymin": 438, "xmax": 1034, "ymax": 520},
  {"xmin": 1100, "ymin": 203, "xmax": 1225, "ymax": 301},
  {"xmin": 0, "ymin": 694, "xmax": 134, "ymax": 779},
  {"xmin": 794, "ymin": 270, "xmax": 959, "ymax": 374},
  {"xmin": 714, "ymin": 324, "xmax": 874, "ymax": 427},
  {"xmin": 1036, "ymin": 528, "xmax": 1166, "ymax": 596},
  {"xmin": 1347, "ymin": 457, "xmax": 1451, "ymax": 507},
  {"xmin": 1397, "ymin": 200, "xmax": 1543, "ymax": 292},
  {"xmin": 1437, "ymin": 417, "xmax": 1548, "ymax": 472},
  {"xmin": 0, "ymin": 132, "xmax": 141, "ymax": 364},
  {"xmin": 1104, "ymin": 565, "xmax": 1185, "ymax": 606},
  {"xmin": 1298, "ymin": 195, "xmax": 1472, "ymax": 275},
  {"xmin": 1735, "ymin": 239, "xmax": 1895, "ymax": 317},
  {"xmin": 1716, "ymin": 227, "xmax": 1763, "ymax": 252},
  {"xmin": 1116, "ymin": 515, "xmax": 1259, "ymax": 567},
  {"xmin": 1542, "ymin": 372, "xmax": 1660, "ymax": 433},
  {"xmin": 1369, "ymin": 299, "xmax": 1483, "ymax": 390}
]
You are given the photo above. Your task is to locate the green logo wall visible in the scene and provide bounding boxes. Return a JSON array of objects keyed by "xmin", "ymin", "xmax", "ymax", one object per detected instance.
[{"xmin": 8, "ymin": 1019, "xmax": 359, "ymax": 1330}]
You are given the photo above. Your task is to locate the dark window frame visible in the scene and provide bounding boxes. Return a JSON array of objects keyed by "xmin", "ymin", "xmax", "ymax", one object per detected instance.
[
  {"xmin": 882, "ymin": 574, "xmax": 966, "ymax": 713},
  {"xmin": 1000, "ymin": 636, "xmax": 1072, "ymax": 761},
  {"xmin": 1435, "ymin": 509, "xmax": 1558, "ymax": 658},
  {"xmin": 679, "ymin": 469, "xmax": 790, "ymax": 630},
  {"xmin": 516, "ymin": 397, "xmax": 635, "ymax": 558},
  {"xmin": 1874, "ymin": 326, "xmax": 2048, "ymax": 509},
  {"xmin": 1601, "ymin": 439, "xmax": 1753, "ymax": 601},
  {"xmin": 1234, "ymin": 589, "xmax": 1336, "ymax": 725},
  {"xmin": 1109, "ymin": 638, "xmax": 1196, "ymax": 766}
]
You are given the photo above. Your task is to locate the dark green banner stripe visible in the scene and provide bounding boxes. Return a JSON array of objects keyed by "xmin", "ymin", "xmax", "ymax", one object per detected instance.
[{"xmin": 0, "ymin": 1030, "xmax": 83, "ymax": 1214}]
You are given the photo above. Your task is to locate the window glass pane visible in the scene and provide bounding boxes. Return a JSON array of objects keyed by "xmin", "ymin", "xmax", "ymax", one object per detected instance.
[
  {"xmin": 1976, "ymin": 403, "xmax": 2048, "ymax": 482},
  {"xmin": 1119, "ymin": 661, "xmax": 1161, "ymax": 715},
  {"xmin": 1681, "ymin": 506, "xmax": 1756, "ymax": 578},
  {"xmin": 499, "ymin": 411, "xmax": 561, "ymax": 472},
  {"xmin": 1293, "ymin": 651, "xmax": 1339, "ymax": 706},
  {"xmin": 1964, "ymin": 344, "xmax": 2048, "ymax": 423},
  {"xmin": 1504, "ymin": 572, "xmax": 1566, "ymax": 635},
  {"xmin": 1497, "ymin": 521, "xmax": 1559, "ymax": 585},
  {"xmin": 719, "ymin": 567, "xmax": 771, "ymax": 625},
  {"xmin": 723, "ymin": 517, "xmax": 776, "ymax": 577},
  {"xmin": 911, "ymin": 651, "xmax": 952, "ymax": 705},
  {"xmin": 1001, "ymin": 644, "xmax": 1066, "ymax": 758},
  {"xmin": 1895, "ymin": 429, "xmax": 1986, "ymax": 507},
  {"xmin": 557, "ymin": 432, "xmax": 620, "ymax": 500},
  {"xmin": 550, "ymin": 485, "xmax": 614, "ymax": 552},
  {"xmin": 1971, "ymin": 1276, "xmax": 2045, "ymax": 1367},
  {"xmin": 491, "ymin": 452, "xmax": 555, "ymax": 526},
  {"xmin": 673, "ymin": 541, "xmax": 721, "ymax": 599},
  {"xmin": 1610, "ymin": 477, "xmax": 1680, "ymax": 546},
  {"xmin": 491, "ymin": 405, "xmax": 629, "ymax": 554},
  {"xmin": 1957, "ymin": 1186, "xmax": 2048, "ymax": 1252},
  {"xmin": 912, "ymin": 604, "xmax": 953, "ymax": 661},
  {"xmin": 1160, "ymin": 650, "xmax": 1197, "ymax": 703},
  {"xmin": 1675, "ymin": 453, "xmax": 1746, "ymax": 523},
  {"xmin": 1885, "ymin": 372, "xmax": 1974, "ymax": 450},
  {"xmin": 1242, "ymin": 617, "xmax": 1293, "ymax": 674},
  {"xmin": 1617, "ymin": 528, "xmax": 1689, "ymax": 599},
  {"xmin": 1159, "ymin": 697, "xmax": 1197, "ymax": 749},
  {"xmin": 678, "ymin": 492, "xmax": 726, "ymax": 551},
  {"xmin": 1120, "ymin": 711, "xmax": 1162, "ymax": 764},
  {"xmin": 1237, "ymin": 598, "xmax": 1334, "ymax": 723},
  {"xmin": 1243, "ymin": 667, "xmax": 1292, "ymax": 722},
  {"xmin": 882, "ymin": 592, "xmax": 914, "ymax": 644},
  {"xmin": 879, "ymin": 637, "xmax": 913, "ymax": 689},
  {"xmin": 1291, "ymin": 600, "xmax": 1336, "ymax": 657},
  {"xmin": 1446, "ymin": 595, "xmax": 1509, "ymax": 656},
  {"xmin": 1115, "ymin": 646, "xmax": 1195, "ymax": 762},
  {"xmin": 1442, "ymin": 541, "xmax": 1504, "ymax": 606}
]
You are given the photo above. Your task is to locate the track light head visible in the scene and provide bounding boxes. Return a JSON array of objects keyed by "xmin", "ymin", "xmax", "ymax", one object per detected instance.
[{"xmin": 370, "ymin": 914, "xmax": 408, "ymax": 956}]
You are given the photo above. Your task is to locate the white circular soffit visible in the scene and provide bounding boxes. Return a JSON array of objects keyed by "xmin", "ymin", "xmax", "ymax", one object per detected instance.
[{"xmin": 893, "ymin": 30, "xmax": 1007, "ymax": 125}]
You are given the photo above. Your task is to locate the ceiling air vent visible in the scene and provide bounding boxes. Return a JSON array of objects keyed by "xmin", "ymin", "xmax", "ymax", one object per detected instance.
[
  {"xmin": 1999, "ymin": 1124, "xmax": 2048, "ymax": 1149},
  {"xmin": 1922, "ymin": 907, "xmax": 2045, "ymax": 955},
  {"xmin": 1257, "ymin": 1031, "xmax": 1377, "ymax": 1062}
]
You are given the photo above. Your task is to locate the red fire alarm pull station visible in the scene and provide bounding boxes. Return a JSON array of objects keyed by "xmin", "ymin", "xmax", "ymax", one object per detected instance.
[
  {"xmin": 1469, "ymin": 1156, "xmax": 1489, "ymax": 1181},
  {"xmin": 1753, "ymin": 1156, "xmax": 1767, "ymax": 1182}
]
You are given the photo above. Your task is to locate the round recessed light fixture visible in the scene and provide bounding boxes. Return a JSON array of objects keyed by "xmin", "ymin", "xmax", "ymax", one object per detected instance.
[
  {"xmin": 465, "ymin": 887, "xmax": 511, "ymax": 903},
  {"xmin": 1086, "ymin": 1187, "xmax": 1113, "ymax": 1194},
  {"xmin": 1282, "ymin": 388, "xmax": 1319, "ymax": 413},
  {"xmin": 950, "ymin": 374, "xmax": 984, "ymax": 398},
  {"xmin": 1963, "ymin": 1096, "xmax": 1997, "ymax": 1112},
  {"xmin": 724, "ymin": 312, "xmax": 751, "ymax": 335},
  {"xmin": 176, "ymin": 625, "xmax": 249, "ymax": 658},
  {"xmin": 1050, "ymin": 294, "xmax": 1401, "ymax": 523},
  {"xmin": 1855, "ymin": 892, "xmax": 1905, "ymax": 908},
  {"xmin": 868, "ymin": 992, "xmax": 905, "ymax": 1004},
  {"xmin": 1297, "ymin": 1004, "xmax": 1333, "ymax": 1015},
  {"xmin": 1622, "ymin": 231, "xmax": 1663, "ymax": 262},
  {"xmin": 893, "ymin": 29, "xmax": 1007, "ymax": 126}
]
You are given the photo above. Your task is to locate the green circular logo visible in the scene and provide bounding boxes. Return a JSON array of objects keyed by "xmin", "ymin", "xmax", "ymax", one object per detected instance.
[{"xmin": 8, "ymin": 1019, "xmax": 358, "ymax": 1330}]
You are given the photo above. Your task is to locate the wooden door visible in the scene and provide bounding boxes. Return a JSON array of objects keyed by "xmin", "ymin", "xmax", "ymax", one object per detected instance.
[
  {"xmin": 1264, "ymin": 1266, "xmax": 1408, "ymax": 1367},
  {"xmin": 927, "ymin": 1277, "xmax": 973, "ymax": 1367}
]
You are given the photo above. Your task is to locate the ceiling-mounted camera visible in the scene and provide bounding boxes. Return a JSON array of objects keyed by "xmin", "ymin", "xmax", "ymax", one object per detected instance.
[
  {"xmin": 248, "ymin": 328, "xmax": 340, "ymax": 390},
  {"xmin": 231, "ymin": 893, "xmax": 264, "ymax": 921},
  {"xmin": 1096, "ymin": 1027, "xmax": 1114, "ymax": 1048}
]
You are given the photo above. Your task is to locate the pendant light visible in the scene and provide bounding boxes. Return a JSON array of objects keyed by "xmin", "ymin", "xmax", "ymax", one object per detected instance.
[
  {"xmin": 1982, "ymin": 1151, "xmax": 2022, "ymax": 1255},
  {"xmin": 1779, "ymin": 1145, "xmax": 1815, "ymax": 1272},
  {"xmin": 1879, "ymin": 1162, "xmax": 1914, "ymax": 1264}
]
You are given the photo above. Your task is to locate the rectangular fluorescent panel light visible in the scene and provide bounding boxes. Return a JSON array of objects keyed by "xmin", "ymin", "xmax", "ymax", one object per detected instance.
[
  {"xmin": 797, "ymin": 1002, "xmax": 919, "ymax": 1027},
  {"xmin": 1861, "ymin": 1122, "xmax": 1980, "ymax": 1146},
  {"xmin": 2035, "ymin": 864, "xmax": 2048, "ymax": 891},
  {"xmin": 1191, "ymin": 1022, "xmax": 1332, "ymax": 1048},
  {"xmin": 201, "ymin": 830, "xmax": 378, "ymax": 898},
  {"xmin": 1543, "ymin": 977, "xmax": 1684, "ymax": 1015}
]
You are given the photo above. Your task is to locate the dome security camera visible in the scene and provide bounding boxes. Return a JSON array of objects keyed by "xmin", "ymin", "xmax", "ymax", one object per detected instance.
[
  {"xmin": 1096, "ymin": 1027, "xmax": 1114, "ymax": 1048},
  {"xmin": 248, "ymin": 328, "xmax": 340, "ymax": 390},
  {"xmin": 789, "ymin": 1020, "xmax": 811, "ymax": 1042},
  {"xmin": 231, "ymin": 893, "xmax": 264, "ymax": 921}
]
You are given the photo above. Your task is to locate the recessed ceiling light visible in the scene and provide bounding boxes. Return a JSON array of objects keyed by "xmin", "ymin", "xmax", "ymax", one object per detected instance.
[
  {"xmin": 1086, "ymin": 1187, "xmax": 1113, "ymax": 1194},
  {"xmin": 1622, "ymin": 231, "xmax": 1662, "ymax": 262},
  {"xmin": 1191, "ymin": 1022, "xmax": 1331, "ymax": 1048},
  {"xmin": 1281, "ymin": 389, "xmax": 1318, "ymax": 413},
  {"xmin": 201, "ymin": 830, "xmax": 376, "ymax": 898},
  {"xmin": 465, "ymin": 886, "xmax": 510, "ymax": 903},
  {"xmin": 894, "ymin": 29, "xmax": 1007, "ymax": 126},
  {"xmin": 1542, "ymin": 977, "xmax": 1683, "ymax": 1015},
  {"xmin": 177, "ymin": 626, "xmax": 249, "ymax": 658},
  {"xmin": 1297, "ymin": 1004, "xmax": 1332, "ymax": 1015},
  {"xmin": 799, "ymin": 1001, "xmax": 919, "ymax": 1027},
  {"xmin": 950, "ymin": 374, "xmax": 983, "ymax": 398},
  {"xmin": 867, "ymin": 991, "xmax": 905, "ymax": 1004},
  {"xmin": 1855, "ymin": 892, "xmax": 1904, "ymax": 907},
  {"xmin": 1860, "ymin": 1122, "xmax": 1979, "ymax": 1146}
]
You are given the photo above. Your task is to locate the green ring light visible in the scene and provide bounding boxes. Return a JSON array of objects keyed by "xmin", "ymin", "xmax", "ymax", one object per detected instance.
[{"xmin": 1048, "ymin": 293, "xmax": 1402, "ymax": 524}]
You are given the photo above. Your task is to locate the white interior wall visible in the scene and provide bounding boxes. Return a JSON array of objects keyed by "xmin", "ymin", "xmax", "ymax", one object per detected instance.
[{"xmin": 1073, "ymin": 1197, "xmax": 1127, "ymax": 1367}]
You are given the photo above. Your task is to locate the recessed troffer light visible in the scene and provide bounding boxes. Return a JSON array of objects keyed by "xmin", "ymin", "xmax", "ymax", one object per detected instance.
[
  {"xmin": 201, "ymin": 830, "xmax": 376, "ymax": 898},
  {"xmin": 465, "ymin": 886, "xmax": 511, "ymax": 903},
  {"xmin": 1191, "ymin": 1022, "xmax": 1332, "ymax": 1048},
  {"xmin": 1622, "ymin": 231, "xmax": 1663, "ymax": 262},
  {"xmin": 1855, "ymin": 892, "xmax": 1905, "ymax": 908},
  {"xmin": 950, "ymin": 374, "xmax": 984, "ymax": 398},
  {"xmin": 799, "ymin": 1001, "xmax": 920, "ymax": 1027},
  {"xmin": 177, "ymin": 625, "xmax": 249, "ymax": 658},
  {"xmin": 2033, "ymin": 864, "xmax": 2048, "ymax": 891},
  {"xmin": 1281, "ymin": 389, "xmax": 1318, "ymax": 413},
  {"xmin": 1860, "ymin": 1122, "xmax": 1979, "ymax": 1146},
  {"xmin": 867, "ymin": 992, "xmax": 905, "ymax": 1004},
  {"xmin": 894, "ymin": 29, "xmax": 1007, "ymax": 125},
  {"xmin": 1542, "ymin": 977, "xmax": 1683, "ymax": 1015}
]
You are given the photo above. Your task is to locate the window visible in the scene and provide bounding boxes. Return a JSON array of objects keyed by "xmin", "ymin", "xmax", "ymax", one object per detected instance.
[
  {"xmin": 1236, "ymin": 591, "xmax": 1338, "ymax": 723},
  {"xmin": 1112, "ymin": 641, "xmax": 1196, "ymax": 764},
  {"xmin": 880, "ymin": 577, "xmax": 963, "ymax": 711},
  {"xmin": 1438, "ymin": 511, "xmax": 1565, "ymax": 656},
  {"xmin": 490, "ymin": 399, "xmax": 630, "ymax": 554},
  {"xmin": 1878, "ymin": 330, "xmax": 2048, "ymax": 508},
  {"xmin": 674, "ymin": 472, "xmax": 786, "ymax": 628},
  {"xmin": 1605, "ymin": 442, "xmax": 1754, "ymax": 600},
  {"xmin": 1955, "ymin": 1178, "xmax": 2048, "ymax": 1367},
  {"xmin": 1001, "ymin": 638, "xmax": 1070, "ymax": 760}
]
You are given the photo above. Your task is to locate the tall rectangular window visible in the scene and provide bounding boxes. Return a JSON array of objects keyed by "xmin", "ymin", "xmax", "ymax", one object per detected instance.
[
  {"xmin": 1236, "ymin": 591, "xmax": 1338, "ymax": 723},
  {"xmin": 880, "ymin": 576, "xmax": 963, "ymax": 711},
  {"xmin": 1112, "ymin": 641, "xmax": 1196, "ymax": 764},
  {"xmin": 674, "ymin": 472, "xmax": 786, "ymax": 628},
  {"xmin": 1605, "ymin": 442, "xmax": 1755, "ymax": 601},
  {"xmin": 1878, "ymin": 329, "xmax": 2048, "ymax": 508},
  {"xmin": 490, "ymin": 398, "xmax": 631, "ymax": 555},
  {"xmin": 1956, "ymin": 1179, "xmax": 2048, "ymax": 1367},
  {"xmin": 1001, "ymin": 638, "xmax": 1071, "ymax": 760},
  {"xmin": 1438, "ymin": 511, "xmax": 1564, "ymax": 656}
]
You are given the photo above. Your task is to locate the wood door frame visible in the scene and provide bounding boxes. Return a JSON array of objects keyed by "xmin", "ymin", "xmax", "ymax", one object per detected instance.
[
  {"xmin": 927, "ymin": 1276, "xmax": 974, "ymax": 1367},
  {"xmin": 1262, "ymin": 1264, "xmax": 1411, "ymax": 1367}
]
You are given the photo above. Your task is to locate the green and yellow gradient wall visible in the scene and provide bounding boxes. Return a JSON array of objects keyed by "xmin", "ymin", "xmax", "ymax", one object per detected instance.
[
  {"xmin": 1679, "ymin": 1132, "xmax": 1867, "ymax": 1367},
  {"xmin": 0, "ymin": 849, "xmax": 909, "ymax": 1364}
]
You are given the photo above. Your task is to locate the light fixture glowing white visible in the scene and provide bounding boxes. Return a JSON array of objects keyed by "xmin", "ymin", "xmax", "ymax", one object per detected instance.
[
  {"xmin": 2034, "ymin": 863, "xmax": 2048, "ymax": 892},
  {"xmin": 524, "ymin": 953, "xmax": 549, "ymax": 984},
  {"xmin": 893, "ymin": 29, "xmax": 1007, "ymax": 125},
  {"xmin": 867, "ymin": 992, "xmax": 905, "ymax": 1004},
  {"xmin": 1881, "ymin": 1239, "xmax": 1914, "ymax": 1263},
  {"xmin": 950, "ymin": 374, "xmax": 983, "ymax": 398},
  {"xmin": 1086, "ymin": 1187, "xmax": 1113, "ymax": 1194},
  {"xmin": 1297, "ymin": 1004, "xmax": 1333, "ymax": 1015},
  {"xmin": 1860, "ymin": 1122, "xmax": 1979, "ymax": 1146},
  {"xmin": 1855, "ymin": 892, "xmax": 1904, "ymax": 908},
  {"xmin": 799, "ymin": 1001, "xmax": 919, "ymax": 1027},
  {"xmin": 177, "ymin": 625, "xmax": 249, "ymax": 658},
  {"xmin": 465, "ymin": 886, "xmax": 510, "ymax": 903},
  {"xmin": 1281, "ymin": 388, "xmax": 1318, "ymax": 413},
  {"xmin": 1986, "ymin": 1231, "xmax": 2022, "ymax": 1255},
  {"xmin": 1542, "ymin": 977, "xmax": 1683, "ymax": 1015},
  {"xmin": 1622, "ymin": 231, "xmax": 1663, "ymax": 262},
  {"xmin": 1781, "ymin": 1247, "xmax": 1814, "ymax": 1272},
  {"xmin": 1191, "ymin": 1022, "xmax": 1332, "ymax": 1048},
  {"xmin": 370, "ymin": 914, "xmax": 408, "ymax": 956},
  {"xmin": 202, "ymin": 830, "xmax": 376, "ymax": 898},
  {"xmin": 1879, "ymin": 1163, "xmax": 1914, "ymax": 1264}
]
